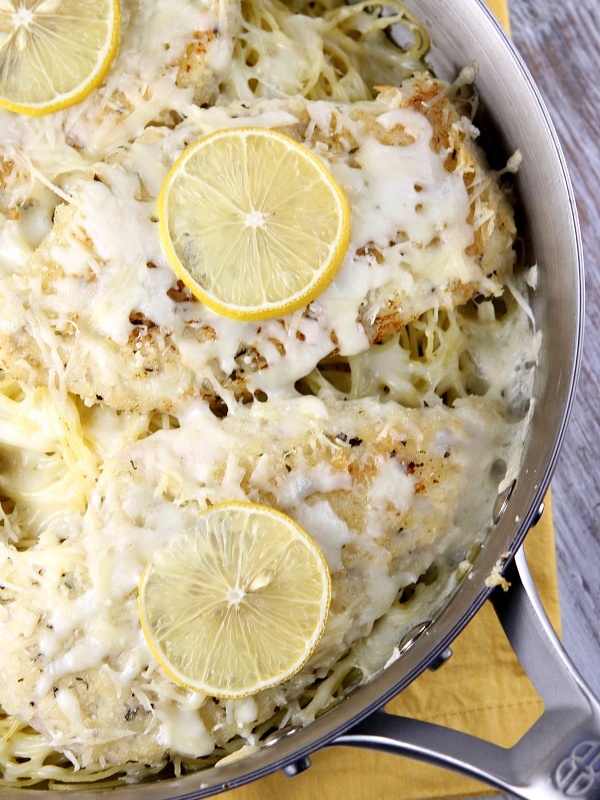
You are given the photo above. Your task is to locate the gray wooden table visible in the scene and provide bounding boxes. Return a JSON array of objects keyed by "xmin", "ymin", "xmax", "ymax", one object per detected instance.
[{"xmin": 509, "ymin": 0, "xmax": 600, "ymax": 701}]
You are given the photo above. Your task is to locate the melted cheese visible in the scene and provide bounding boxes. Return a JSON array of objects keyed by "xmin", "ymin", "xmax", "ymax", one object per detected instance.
[
  {"xmin": 0, "ymin": 82, "xmax": 509, "ymax": 414},
  {"xmin": 0, "ymin": 393, "xmax": 527, "ymax": 766},
  {"xmin": 0, "ymin": 0, "xmax": 239, "ymax": 277}
]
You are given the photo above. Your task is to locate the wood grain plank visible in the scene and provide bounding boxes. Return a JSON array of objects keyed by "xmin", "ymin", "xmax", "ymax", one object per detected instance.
[{"xmin": 509, "ymin": 0, "xmax": 600, "ymax": 701}]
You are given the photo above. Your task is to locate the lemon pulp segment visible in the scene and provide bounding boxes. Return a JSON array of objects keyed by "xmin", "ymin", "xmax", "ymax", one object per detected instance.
[
  {"xmin": 138, "ymin": 501, "xmax": 331, "ymax": 698},
  {"xmin": 158, "ymin": 127, "xmax": 350, "ymax": 321},
  {"xmin": 0, "ymin": 0, "xmax": 120, "ymax": 116}
]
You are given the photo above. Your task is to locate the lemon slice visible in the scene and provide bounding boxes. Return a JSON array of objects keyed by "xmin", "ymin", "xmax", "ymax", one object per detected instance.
[
  {"xmin": 138, "ymin": 501, "xmax": 331, "ymax": 699},
  {"xmin": 0, "ymin": 0, "xmax": 120, "ymax": 117},
  {"xmin": 157, "ymin": 127, "xmax": 350, "ymax": 321}
]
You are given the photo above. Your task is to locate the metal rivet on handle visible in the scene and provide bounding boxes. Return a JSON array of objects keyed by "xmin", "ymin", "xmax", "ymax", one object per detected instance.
[
  {"xmin": 493, "ymin": 479, "xmax": 516, "ymax": 524},
  {"xmin": 263, "ymin": 725, "xmax": 302, "ymax": 748},
  {"xmin": 283, "ymin": 756, "xmax": 312, "ymax": 777},
  {"xmin": 266, "ymin": 726, "xmax": 313, "ymax": 778},
  {"xmin": 530, "ymin": 500, "xmax": 546, "ymax": 529},
  {"xmin": 398, "ymin": 621, "xmax": 431, "ymax": 655},
  {"xmin": 428, "ymin": 647, "xmax": 453, "ymax": 671}
]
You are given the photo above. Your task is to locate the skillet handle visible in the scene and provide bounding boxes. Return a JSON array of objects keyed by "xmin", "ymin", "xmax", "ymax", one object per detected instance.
[{"xmin": 331, "ymin": 547, "xmax": 600, "ymax": 800}]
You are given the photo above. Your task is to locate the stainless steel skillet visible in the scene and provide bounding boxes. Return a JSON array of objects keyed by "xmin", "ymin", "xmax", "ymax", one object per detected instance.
[{"xmin": 11, "ymin": 1, "xmax": 593, "ymax": 798}]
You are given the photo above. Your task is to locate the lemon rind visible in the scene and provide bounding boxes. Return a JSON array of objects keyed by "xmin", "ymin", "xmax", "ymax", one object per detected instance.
[
  {"xmin": 138, "ymin": 500, "xmax": 332, "ymax": 699},
  {"xmin": 0, "ymin": 0, "xmax": 121, "ymax": 117},
  {"xmin": 157, "ymin": 128, "xmax": 351, "ymax": 322}
]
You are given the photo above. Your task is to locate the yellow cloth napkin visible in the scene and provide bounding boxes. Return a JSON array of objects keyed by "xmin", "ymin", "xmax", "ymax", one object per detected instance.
[
  {"xmin": 490, "ymin": 0, "xmax": 511, "ymax": 33},
  {"xmin": 226, "ymin": 3, "xmax": 562, "ymax": 797}
]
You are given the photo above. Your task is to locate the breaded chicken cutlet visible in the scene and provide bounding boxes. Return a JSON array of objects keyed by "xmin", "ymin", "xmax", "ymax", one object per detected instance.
[
  {"xmin": 0, "ymin": 394, "xmax": 511, "ymax": 768},
  {"xmin": 0, "ymin": 76, "xmax": 516, "ymax": 415}
]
